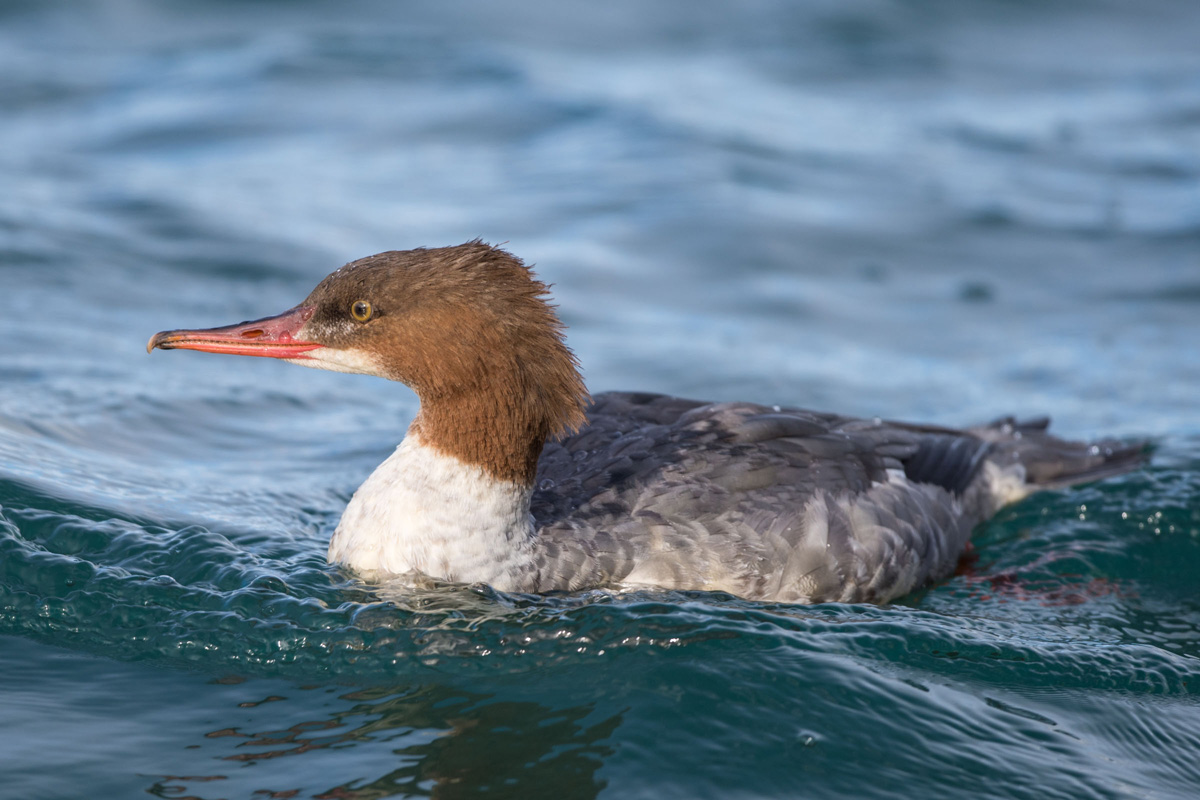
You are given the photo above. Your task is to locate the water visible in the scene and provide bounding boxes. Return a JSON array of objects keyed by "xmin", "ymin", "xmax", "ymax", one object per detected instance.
[{"xmin": 3, "ymin": 1, "xmax": 1200, "ymax": 797}]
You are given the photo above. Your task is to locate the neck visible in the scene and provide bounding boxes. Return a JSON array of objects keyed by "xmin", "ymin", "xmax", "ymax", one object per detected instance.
[
  {"xmin": 409, "ymin": 387, "xmax": 550, "ymax": 486},
  {"xmin": 328, "ymin": 428, "xmax": 538, "ymax": 589}
]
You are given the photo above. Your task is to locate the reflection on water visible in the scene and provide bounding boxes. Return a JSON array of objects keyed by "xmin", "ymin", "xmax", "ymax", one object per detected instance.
[{"xmin": 148, "ymin": 683, "xmax": 617, "ymax": 800}]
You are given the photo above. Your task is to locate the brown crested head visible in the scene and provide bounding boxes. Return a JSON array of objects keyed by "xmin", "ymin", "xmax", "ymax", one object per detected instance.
[
  {"xmin": 150, "ymin": 240, "xmax": 589, "ymax": 483},
  {"xmin": 299, "ymin": 241, "xmax": 590, "ymax": 483}
]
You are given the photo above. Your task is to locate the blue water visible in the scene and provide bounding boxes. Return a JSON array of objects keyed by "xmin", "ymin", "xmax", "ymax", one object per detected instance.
[{"xmin": 3, "ymin": 1, "xmax": 1200, "ymax": 798}]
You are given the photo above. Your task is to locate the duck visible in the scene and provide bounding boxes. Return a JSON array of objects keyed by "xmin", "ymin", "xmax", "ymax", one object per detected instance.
[{"xmin": 148, "ymin": 241, "xmax": 1144, "ymax": 603}]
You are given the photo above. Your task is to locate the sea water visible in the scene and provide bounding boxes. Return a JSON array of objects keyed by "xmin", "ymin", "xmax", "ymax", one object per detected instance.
[{"xmin": 2, "ymin": 2, "xmax": 1199, "ymax": 798}]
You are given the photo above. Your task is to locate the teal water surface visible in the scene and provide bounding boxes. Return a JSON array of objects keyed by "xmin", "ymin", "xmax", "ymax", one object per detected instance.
[{"xmin": 2, "ymin": 2, "xmax": 1200, "ymax": 798}]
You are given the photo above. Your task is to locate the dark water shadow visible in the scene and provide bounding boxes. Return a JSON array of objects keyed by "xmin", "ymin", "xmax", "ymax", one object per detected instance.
[{"xmin": 149, "ymin": 682, "xmax": 619, "ymax": 800}]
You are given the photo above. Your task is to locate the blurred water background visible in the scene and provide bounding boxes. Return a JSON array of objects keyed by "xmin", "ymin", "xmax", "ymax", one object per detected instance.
[{"xmin": 2, "ymin": 1, "xmax": 1200, "ymax": 798}]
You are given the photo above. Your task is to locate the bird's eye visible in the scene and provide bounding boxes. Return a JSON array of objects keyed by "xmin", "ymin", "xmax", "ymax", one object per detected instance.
[{"xmin": 351, "ymin": 300, "xmax": 372, "ymax": 322}]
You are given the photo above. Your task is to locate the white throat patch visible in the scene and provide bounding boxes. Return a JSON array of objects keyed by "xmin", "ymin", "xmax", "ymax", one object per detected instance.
[{"xmin": 287, "ymin": 345, "xmax": 384, "ymax": 376}]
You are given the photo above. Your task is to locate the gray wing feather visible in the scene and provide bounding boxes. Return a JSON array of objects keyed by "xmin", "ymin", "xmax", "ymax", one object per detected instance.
[{"xmin": 524, "ymin": 391, "xmax": 1143, "ymax": 603}]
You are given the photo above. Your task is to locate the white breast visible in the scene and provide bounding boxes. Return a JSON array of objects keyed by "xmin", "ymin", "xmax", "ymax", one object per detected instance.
[{"xmin": 328, "ymin": 432, "xmax": 538, "ymax": 589}]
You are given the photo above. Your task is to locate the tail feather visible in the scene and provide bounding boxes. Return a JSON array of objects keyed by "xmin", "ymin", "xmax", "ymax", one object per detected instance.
[{"xmin": 970, "ymin": 416, "xmax": 1150, "ymax": 491}]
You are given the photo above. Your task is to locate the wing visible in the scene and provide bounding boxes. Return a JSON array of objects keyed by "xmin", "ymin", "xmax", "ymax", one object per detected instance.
[{"xmin": 528, "ymin": 392, "xmax": 992, "ymax": 603}]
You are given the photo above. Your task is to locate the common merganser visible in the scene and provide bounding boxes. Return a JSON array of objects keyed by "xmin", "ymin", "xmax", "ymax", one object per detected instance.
[{"xmin": 148, "ymin": 242, "xmax": 1144, "ymax": 603}]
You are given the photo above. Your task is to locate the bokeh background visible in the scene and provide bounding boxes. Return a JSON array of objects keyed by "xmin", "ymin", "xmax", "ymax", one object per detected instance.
[{"xmin": 2, "ymin": 2, "xmax": 1199, "ymax": 798}]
